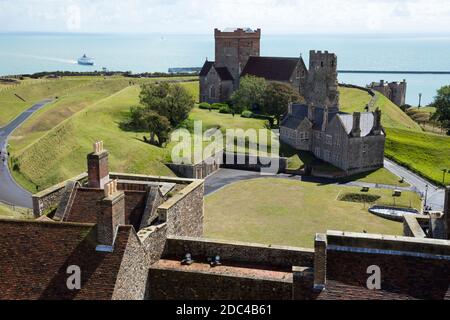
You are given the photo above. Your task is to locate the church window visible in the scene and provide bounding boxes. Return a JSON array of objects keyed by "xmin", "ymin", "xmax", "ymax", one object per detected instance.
[{"xmin": 210, "ymin": 86, "xmax": 216, "ymax": 99}]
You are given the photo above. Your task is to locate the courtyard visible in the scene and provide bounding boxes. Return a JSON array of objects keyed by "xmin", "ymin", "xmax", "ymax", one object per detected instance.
[{"xmin": 204, "ymin": 177, "xmax": 422, "ymax": 248}]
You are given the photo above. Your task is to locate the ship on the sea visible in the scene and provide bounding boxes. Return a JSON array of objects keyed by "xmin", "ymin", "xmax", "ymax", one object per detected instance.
[{"xmin": 77, "ymin": 54, "xmax": 94, "ymax": 66}]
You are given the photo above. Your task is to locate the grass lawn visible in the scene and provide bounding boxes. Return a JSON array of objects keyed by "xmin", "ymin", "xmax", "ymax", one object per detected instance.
[
  {"xmin": 385, "ymin": 128, "xmax": 450, "ymax": 186},
  {"xmin": 343, "ymin": 168, "xmax": 410, "ymax": 187},
  {"xmin": 204, "ymin": 178, "xmax": 418, "ymax": 248},
  {"xmin": 0, "ymin": 203, "xmax": 33, "ymax": 220}
]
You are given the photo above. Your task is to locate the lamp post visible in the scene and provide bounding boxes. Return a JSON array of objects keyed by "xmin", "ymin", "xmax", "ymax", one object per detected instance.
[
  {"xmin": 418, "ymin": 93, "xmax": 422, "ymax": 108},
  {"xmin": 424, "ymin": 184, "xmax": 429, "ymax": 209}
]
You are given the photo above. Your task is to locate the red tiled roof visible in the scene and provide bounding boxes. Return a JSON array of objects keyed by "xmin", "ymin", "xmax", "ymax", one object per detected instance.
[{"xmin": 0, "ymin": 219, "xmax": 132, "ymax": 300}]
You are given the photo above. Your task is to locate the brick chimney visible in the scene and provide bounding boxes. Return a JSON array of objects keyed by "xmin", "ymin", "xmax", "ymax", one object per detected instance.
[
  {"xmin": 445, "ymin": 187, "xmax": 450, "ymax": 240},
  {"xmin": 96, "ymin": 179, "xmax": 125, "ymax": 251},
  {"xmin": 371, "ymin": 108, "xmax": 382, "ymax": 135},
  {"xmin": 313, "ymin": 233, "xmax": 327, "ymax": 291},
  {"xmin": 351, "ymin": 112, "xmax": 361, "ymax": 137},
  {"xmin": 87, "ymin": 141, "xmax": 109, "ymax": 189}
]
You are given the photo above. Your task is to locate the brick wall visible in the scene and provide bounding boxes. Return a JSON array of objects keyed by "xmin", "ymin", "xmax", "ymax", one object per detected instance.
[{"xmin": 147, "ymin": 266, "xmax": 292, "ymax": 300}]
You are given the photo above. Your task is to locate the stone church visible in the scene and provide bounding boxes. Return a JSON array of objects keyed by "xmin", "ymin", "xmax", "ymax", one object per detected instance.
[{"xmin": 199, "ymin": 28, "xmax": 308, "ymax": 103}]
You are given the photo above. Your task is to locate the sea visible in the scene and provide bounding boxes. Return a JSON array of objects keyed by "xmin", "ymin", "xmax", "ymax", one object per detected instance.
[{"xmin": 1, "ymin": 32, "xmax": 450, "ymax": 105}]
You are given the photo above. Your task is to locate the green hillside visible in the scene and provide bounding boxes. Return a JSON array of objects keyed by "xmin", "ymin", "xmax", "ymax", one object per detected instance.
[
  {"xmin": 0, "ymin": 77, "xmax": 93, "ymax": 127},
  {"xmin": 11, "ymin": 85, "xmax": 174, "ymax": 191}
]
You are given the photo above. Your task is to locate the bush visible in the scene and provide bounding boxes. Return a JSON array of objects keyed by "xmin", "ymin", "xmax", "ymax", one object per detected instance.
[
  {"xmin": 198, "ymin": 102, "xmax": 211, "ymax": 109},
  {"xmin": 241, "ymin": 110, "xmax": 253, "ymax": 118},
  {"xmin": 219, "ymin": 105, "xmax": 232, "ymax": 114},
  {"xmin": 212, "ymin": 103, "xmax": 227, "ymax": 110}
]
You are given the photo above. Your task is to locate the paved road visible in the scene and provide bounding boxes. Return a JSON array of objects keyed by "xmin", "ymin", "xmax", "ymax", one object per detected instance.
[
  {"xmin": 383, "ymin": 158, "xmax": 444, "ymax": 211},
  {"xmin": 0, "ymin": 99, "xmax": 53, "ymax": 208},
  {"xmin": 205, "ymin": 160, "xmax": 446, "ymax": 211}
]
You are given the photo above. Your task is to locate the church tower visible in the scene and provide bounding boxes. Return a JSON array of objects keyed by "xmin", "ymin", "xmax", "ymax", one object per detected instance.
[
  {"xmin": 306, "ymin": 50, "xmax": 339, "ymax": 110},
  {"xmin": 214, "ymin": 28, "xmax": 261, "ymax": 88}
]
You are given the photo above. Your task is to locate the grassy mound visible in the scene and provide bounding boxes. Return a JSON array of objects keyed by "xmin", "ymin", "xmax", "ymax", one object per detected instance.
[
  {"xmin": 385, "ymin": 128, "xmax": 450, "ymax": 186},
  {"xmin": 339, "ymin": 87, "xmax": 421, "ymax": 132},
  {"xmin": 12, "ymin": 85, "xmax": 174, "ymax": 191},
  {"xmin": 0, "ymin": 77, "xmax": 93, "ymax": 127}
]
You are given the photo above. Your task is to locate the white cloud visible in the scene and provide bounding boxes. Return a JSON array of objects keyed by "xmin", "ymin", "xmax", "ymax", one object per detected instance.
[{"xmin": 0, "ymin": 0, "xmax": 450, "ymax": 33}]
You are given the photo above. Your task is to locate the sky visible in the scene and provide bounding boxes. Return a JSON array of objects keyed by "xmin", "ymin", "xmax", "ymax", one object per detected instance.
[{"xmin": 1, "ymin": 0, "xmax": 450, "ymax": 34}]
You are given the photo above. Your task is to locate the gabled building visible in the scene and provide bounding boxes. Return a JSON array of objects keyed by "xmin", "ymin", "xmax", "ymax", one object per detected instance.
[{"xmin": 281, "ymin": 104, "xmax": 385, "ymax": 174}]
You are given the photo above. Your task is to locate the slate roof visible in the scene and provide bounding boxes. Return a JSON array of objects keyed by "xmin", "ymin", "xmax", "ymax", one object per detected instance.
[
  {"xmin": 199, "ymin": 61, "xmax": 214, "ymax": 76},
  {"xmin": 337, "ymin": 112, "xmax": 377, "ymax": 137},
  {"xmin": 281, "ymin": 104, "xmax": 338, "ymax": 131},
  {"xmin": 241, "ymin": 56, "xmax": 302, "ymax": 81},
  {"xmin": 199, "ymin": 61, "xmax": 234, "ymax": 81},
  {"xmin": 0, "ymin": 218, "xmax": 132, "ymax": 300},
  {"xmin": 215, "ymin": 67, "xmax": 234, "ymax": 81}
]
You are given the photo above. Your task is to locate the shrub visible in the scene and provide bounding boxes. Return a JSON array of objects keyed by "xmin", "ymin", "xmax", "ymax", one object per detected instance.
[
  {"xmin": 219, "ymin": 105, "xmax": 232, "ymax": 114},
  {"xmin": 339, "ymin": 193, "xmax": 381, "ymax": 203},
  {"xmin": 198, "ymin": 102, "xmax": 211, "ymax": 109},
  {"xmin": 212, "ymin": 103, "xmax": 227, "ymax": 110},
  {"xmin": 241, "ymin": 110, "xmax": 253, "ymax": 118}
]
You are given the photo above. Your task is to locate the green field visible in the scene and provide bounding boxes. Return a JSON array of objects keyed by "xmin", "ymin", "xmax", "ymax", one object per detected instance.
[
  {"xmin": 0, "ymin": 203, "xmax": 33, "ymax": 220},
  {"xmin": 204, "ymin": 178, "xmax": 418, "ymax": 248}
]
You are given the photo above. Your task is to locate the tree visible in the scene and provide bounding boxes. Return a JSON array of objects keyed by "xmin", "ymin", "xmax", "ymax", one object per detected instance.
[
  {"xmin": 431, "ymin": 85, "xmax": 450, "ymax": 135},
  {"xmin": 231, "ymin": 75, "xmax": 267, "ymax": 113},
  {"xmin": 143, "ymin": 111, "xmax": 171, "ymax": 146},
  {"xmin": 139, "ymin": 82, "xmax": 194, "ymax": 127},
  {"xmin": 125, "ymin": 106, "xmax": 171, "ymax": 146},
  {"xmin": 262, "ymin": 82, "xmax": 303, "ymax": 127}
]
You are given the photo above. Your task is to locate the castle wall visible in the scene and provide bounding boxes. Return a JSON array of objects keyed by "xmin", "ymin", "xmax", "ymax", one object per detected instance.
[
  {"xmin": 157, "ymin": 180, "xmax": 204, "ymax": 238},
  {"xmin": 162, "ymin": 236, "xmax": 314, "ymax": 268},
  {"xmin": 319, "ymin": 231, "xmax": 450, "ymax": 300},
  {"xmin": 147, "ymin": 264, "xmax": 293, "ymax": 300},
  {"xmin": 112, "ymin": 227, "xmax": 148, "ymax": 300}
]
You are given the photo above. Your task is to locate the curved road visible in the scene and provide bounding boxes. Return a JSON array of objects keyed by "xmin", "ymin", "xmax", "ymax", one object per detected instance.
[{"xmin": 0, "ymin": 99, "xmax": 53, "ymax": 208}]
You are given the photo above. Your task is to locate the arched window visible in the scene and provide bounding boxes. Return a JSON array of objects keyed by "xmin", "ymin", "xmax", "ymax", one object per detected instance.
[{"xmin": 210, "ymin": 86, "xmax": 215, "ymax": 99}]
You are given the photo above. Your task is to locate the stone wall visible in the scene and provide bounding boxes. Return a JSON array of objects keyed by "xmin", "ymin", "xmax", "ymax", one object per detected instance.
[
  {"xmin": 32, "ymin": 173, "xmax": 88, "ymax": 217},
  {"xmin": 403, "ymin": 215, "xmax": 428, "ymax": 238},
  {"xmin": 112, "ymin": 227, "xmax": 148, "ymax": 300},
  {"xmin": 319, "ymin": 230, "xmax": 450, "ymax": 299},
  {"xmin": 163, "ymin": 236, "xmax": 314, "ymax": 268},
  {"xmin": 157, "ymin": 180, "xmax": 204, "ymax": 238},
  {"xmin": 221, "ymin": 152, "xmax": 288, "ymax": 174}
]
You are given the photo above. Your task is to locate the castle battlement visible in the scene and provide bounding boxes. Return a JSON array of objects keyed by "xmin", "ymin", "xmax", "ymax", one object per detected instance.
[{"xmin": 214, "ymin": 28, "xmax": 261, "ymax": 38}]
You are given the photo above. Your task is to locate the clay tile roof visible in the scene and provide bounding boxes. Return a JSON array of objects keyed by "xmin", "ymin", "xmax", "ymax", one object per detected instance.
[
  {"xmin": 199, "ymin": 61, "xmax": 214, "ymax": 76},
  {"xmin": 0, "ymin": 219, "xmax": 132, "ymax": 300},
  {"xmin": 241, "ymin": 56, "xmax": 301, "ymax": 81}
]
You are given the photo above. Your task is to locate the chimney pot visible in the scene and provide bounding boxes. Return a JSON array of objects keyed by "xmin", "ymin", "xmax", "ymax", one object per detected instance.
[{"xmin": 351, "ymin": 112, "xmax": 361, "ymax": 137}]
